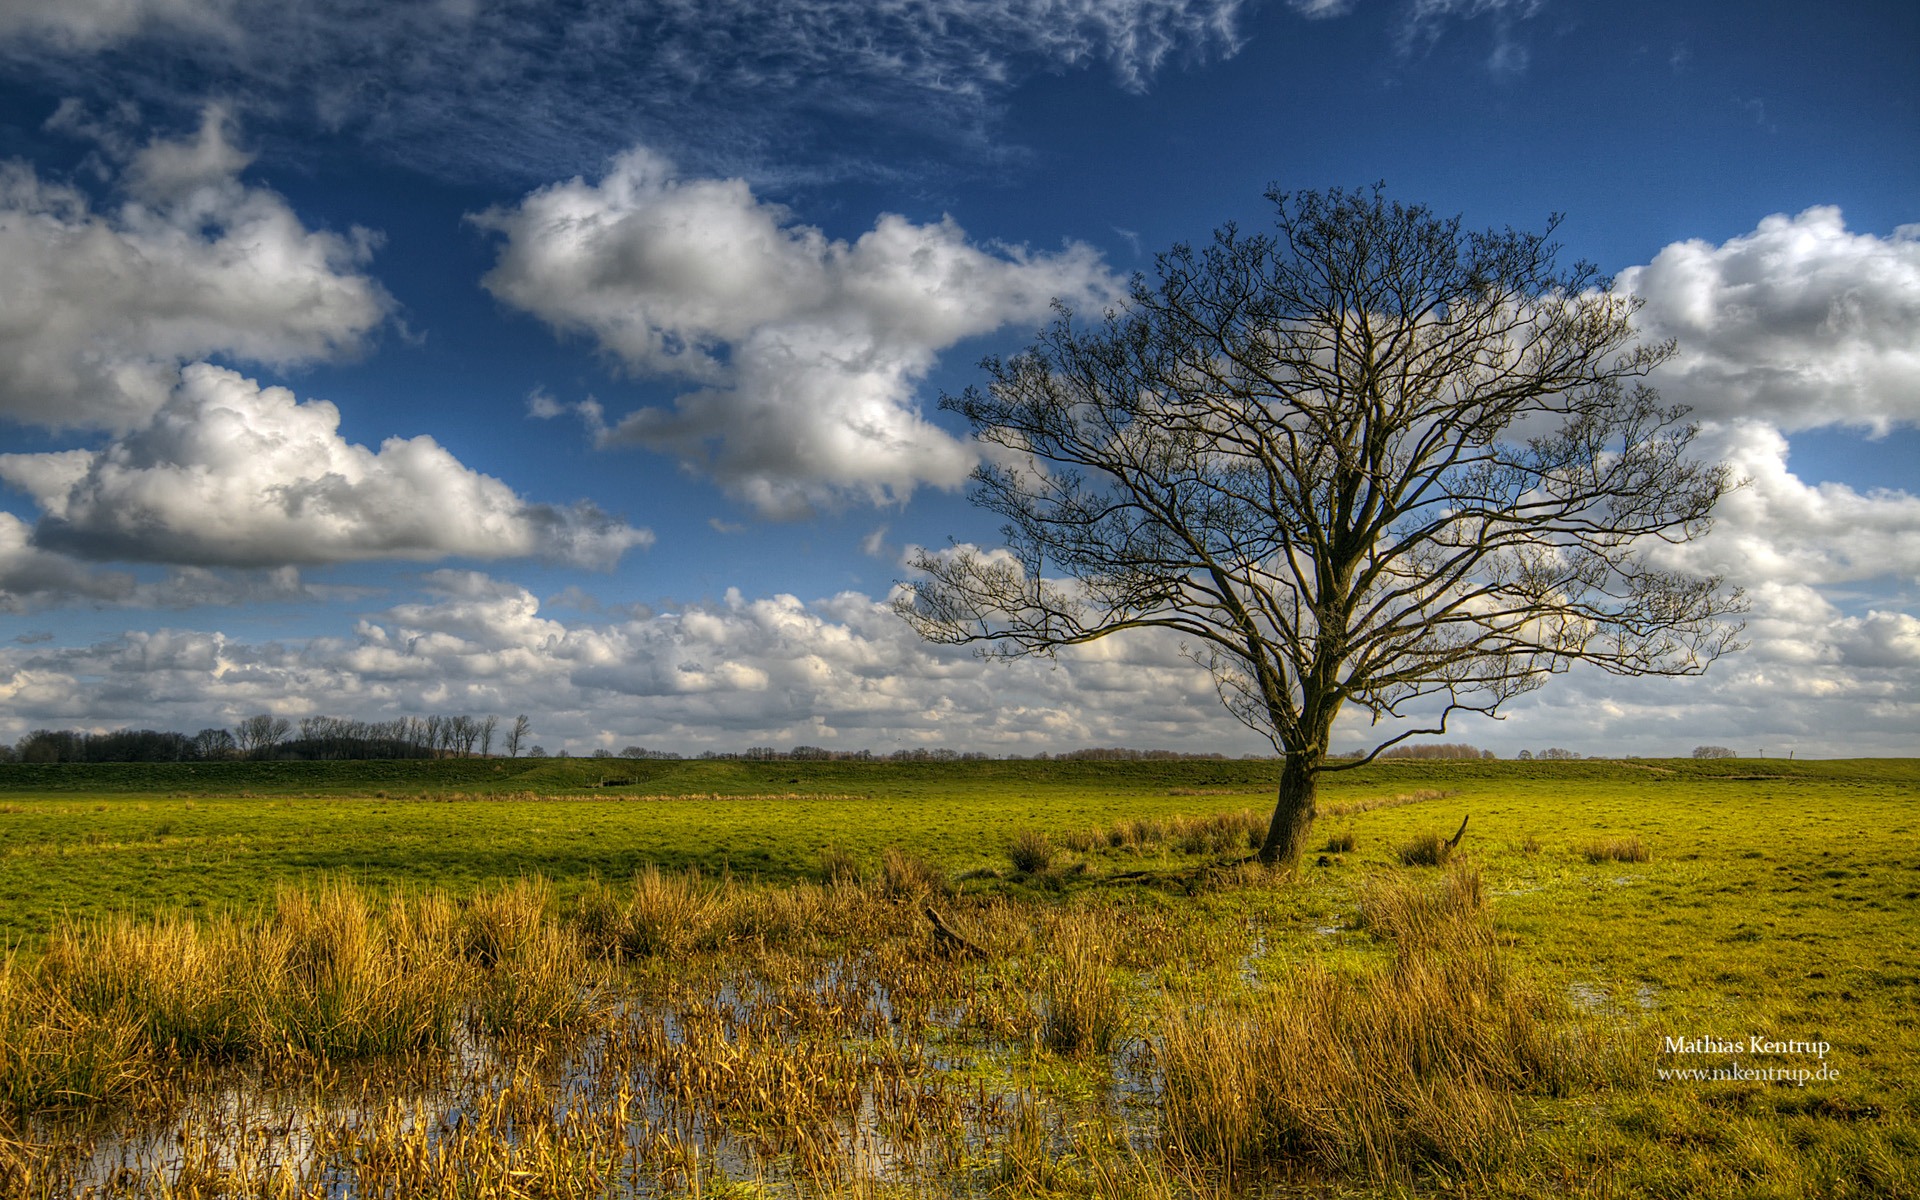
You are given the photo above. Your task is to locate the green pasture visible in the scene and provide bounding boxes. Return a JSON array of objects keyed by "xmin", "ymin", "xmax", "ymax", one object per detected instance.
[
  {"xmin": 3, "ymin": 758, "xmax": 1915, "ymax": 1044},
  {"xmin": 1, "ymin": 755, "xmax": 1917, "ymax": 1194},
  {"xmin": 1, "ymin": 758, "xmax": 1914, "ymax": 960}
]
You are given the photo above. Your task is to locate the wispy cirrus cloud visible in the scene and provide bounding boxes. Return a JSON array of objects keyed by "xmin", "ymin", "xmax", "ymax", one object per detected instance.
[
  {"xmin": 1396, "ymin": 0, "xmax": 1546, "ymax": 73},
  {"xmin": 0, "ymin": 0, "xmax": 1251, "ymax": 182}
]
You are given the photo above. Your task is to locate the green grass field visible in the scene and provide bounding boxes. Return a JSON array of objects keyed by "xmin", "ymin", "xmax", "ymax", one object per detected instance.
[{"xmin": 1, "ymin": 756, "xmax": 1915, "ymax": 1197}]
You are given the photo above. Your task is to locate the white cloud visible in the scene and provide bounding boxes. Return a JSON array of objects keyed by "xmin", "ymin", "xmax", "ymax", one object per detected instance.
[
  {"xmin": 477, "ymin": 148, "xmax": 1119, "ymax": 515},
  {"xmin": 1, "ymin": 567, "xmax": 1914, "ymax": 757},
  {"xmin": 0, "ymin": 575, "xmax": 1234, "ymax": 752},
  {"xmin": 0, "ymin": 107, "xmax": 390, "ymax": 431},
  {"xmin": 1, "ymin": 510, "xmax": 370, "ymax": 613},
  {"xmin": 1631, "ymin": 420, "xmax": 1920, "ymax": 601},
  {"xmin": 0, "ymin": 364, "xmax": 653, "ymax": 569},
  {"xmin": 1464, "ymin": 578, "xmax": 1920, "ymax": 758},
  {"xmin": 1623, "ymin": 208, "xmax": 1920, "ymax": 433},
  {"xmin": 1833, "ymin": 611, "xmax": 1920, "ymax": 670},
  {"xmin": 0, "ymin": 511, "xmax": 137, "ymax": 610},
  {"xmin": 1676, "ymin": 422, "xmax": 1920, "ymax": 586}
]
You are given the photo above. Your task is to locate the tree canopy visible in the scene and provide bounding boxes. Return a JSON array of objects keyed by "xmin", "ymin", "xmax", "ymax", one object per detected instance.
[{"xmin": 897, "ymin": 186, "xmax": 1744, "ymax": 864}]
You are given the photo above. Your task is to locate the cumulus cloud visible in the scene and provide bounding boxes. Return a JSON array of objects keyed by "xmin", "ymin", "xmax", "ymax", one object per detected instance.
[
  {"xmin": 1623, "ymin": 208, "xmax": 1920, "ymax": 433},
  {"xmin": 0, "ymin": 364, "xmax": 652, "ymax": 569},
  {"xmin": 1668, "ymin": 422, "xmax": 1920, "ymax": 586},
  {"xmin": 0, "ymin": 573, "xmax": 1239, "ymax": 752},
  {"xmin": 477, "ymin": 149, "xmax": 1118, "ymax": 514},
  {"xmin": 0, "ymin": 511, "xmax": 138, "ymax": 610},
  {"xmin": 1, "ymin": 509, "xmax": 373, "ymax": 613},
  {"xmin": 1467, "ymin": 578, "xmax": 1920, "ymax": 758},
  {"xmin": 2, "ymin": 0, "xmax": 1247, "ymax": 182},
  {"xmin": 5, "ymin": 569, "xmax": 1912, "ymax": 757},
  {"xmin": 0, "ymin": 107, "xmax": 390, "ymax": 431}
]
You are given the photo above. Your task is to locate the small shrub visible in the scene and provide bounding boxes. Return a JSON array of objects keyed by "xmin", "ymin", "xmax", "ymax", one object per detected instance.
[
  {"xmin": 1324, "ymin": 830, "xmax": 1356, "ymax": 854},
  {"xmin": 1009, "ymin": 829, "xmax": 1055, "ymax": 875},
  {"xmin": 1582, "ymin": 837, "xmax": 1650, "ymax": 863}
]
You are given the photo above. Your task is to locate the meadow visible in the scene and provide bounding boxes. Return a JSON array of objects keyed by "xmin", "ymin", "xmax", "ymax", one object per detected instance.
[{"xmin": 0, "ymin": 756, "xmax": 1913, "ymax": 1197}]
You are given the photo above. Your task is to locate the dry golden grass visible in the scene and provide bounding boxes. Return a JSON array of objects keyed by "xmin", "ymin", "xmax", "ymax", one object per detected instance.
[
  {"xmin": 1035, "ymin": 910, "xmax": 1126, "ymax": 1057},
  {"xmin": 0, "ymin": 847, "xmax": 1846, "ymax": 1199},
  {"xmin": 1580, "ymin": 836, "xmax": 1651, "ymax": 863},
  {"xmin": 1156, "ymin": 865, "xmax": 1622, "ymax": 1184},
  {"xmin": 1055, "ymin": 809, "xmax": 1265, "ymax": 859},
  {"xmin": 1319, "ymin": 788, "xmax": 1453, "ymax": 818}
]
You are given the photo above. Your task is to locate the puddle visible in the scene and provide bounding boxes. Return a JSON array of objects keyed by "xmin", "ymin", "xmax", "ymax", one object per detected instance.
[
  {"xmin": 1567, "ymin": 982, "xmax": 1660, "ymax": 1013},
  {"xmin": 54, "ymin": 954, "xmax": 1147, "ymax": 1198}
]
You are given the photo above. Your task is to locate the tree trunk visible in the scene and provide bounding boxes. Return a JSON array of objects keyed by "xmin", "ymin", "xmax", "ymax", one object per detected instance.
[{"xmin": 1257, "ymin": 752, "xmax": 1318, "ymax": 866}]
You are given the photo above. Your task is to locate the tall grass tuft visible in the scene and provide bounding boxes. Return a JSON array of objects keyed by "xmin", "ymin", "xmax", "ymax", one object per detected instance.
[
  {"xmin": 1396, "ymin": 830, "xmax": 1456, "ymax": 867},
  {"xmin": 0, "ymin": 958, "xmax": 152, "ymax": 1113},
  {"xmin": 16, "ymin": 879, "xmax": 472, "ymax": 1088},
  {"xmin": 1036, "ymin": 910, "xmax": 1127, "ymax": 1056},
  {"xmin": 879, "ymin": 846, "xmax": 949, "ymax": 898},
  {"xmin": 1008, "ymin": 829, "xmax": 1055, "ymax": 874},
  {"xmin": 1156, "ymin": 865, "xmax": 1613, "ymax": 1182},
  {"xmin": 816, "ymin": 843, "xmax": 864, "ymax": 884},
  {"xmin": 460, "ymin": 878, "xmax": 595, "ymax": 1036},
  {"xmin": 1581, "ymin": 837, "xmax": 1650, "ymax": 863},
  {"xmin": 574, "ymin": 866, "xmax": 738, "ymax": 960}
]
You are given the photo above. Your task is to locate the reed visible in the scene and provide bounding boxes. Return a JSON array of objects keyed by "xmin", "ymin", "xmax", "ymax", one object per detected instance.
[
  {"xmin": 1156, "ymin": 865, "xmax": 1608, "ymax": 1183},
  {"xmin": 1036, "ymin": 910, "xmax": 1127, "ymax": 1057}
]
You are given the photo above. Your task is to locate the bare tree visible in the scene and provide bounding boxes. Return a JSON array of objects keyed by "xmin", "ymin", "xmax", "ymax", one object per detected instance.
[
  {"xmin": 450, "ymin": 715, "xmax": 481, "ymax": 757},
  {"xmin": 192, "ymin": 727, "xmax": 237, "ymax": 760},
  {"xmin": 480, "ymin": 714, "xmax": 499, "ymax": 757},
  {"xmin": 506, "ymin": 714, "xmax": 531, "ymax": 758},
  {"xmin": 897, "ymin": 186, "xmax": 1743, "ymax": 867},
  {"xmin": 234, "ymin": 713, "xmax": 291, "ymax": 759}
]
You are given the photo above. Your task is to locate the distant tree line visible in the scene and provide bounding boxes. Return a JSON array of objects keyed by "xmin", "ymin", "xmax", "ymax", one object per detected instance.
[
  {"xmin": 1331, "ymin": 743, "xmax": 1496, "ymax": 761},
  {"xmin": 3, "ymin": 725, "xmax": 1594, "ymax": 766},
  {"xmin": 2, "ymin": 713, "xmax": 540, "ymax": 764}
]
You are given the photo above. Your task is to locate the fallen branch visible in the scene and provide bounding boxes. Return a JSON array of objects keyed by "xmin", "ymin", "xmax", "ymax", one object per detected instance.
[{"xmin": 924, "ymin": 906, "xmax": 986, "ymax": 959}]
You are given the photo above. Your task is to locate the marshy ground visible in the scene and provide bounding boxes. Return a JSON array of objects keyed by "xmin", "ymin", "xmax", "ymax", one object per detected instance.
[{"xmin": 0, "ymin": 757, "xmax": 1914, "ymax": 1197}]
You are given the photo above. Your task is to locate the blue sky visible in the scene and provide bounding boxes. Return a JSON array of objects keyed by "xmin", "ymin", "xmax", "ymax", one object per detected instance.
[{"xmin": 0, "ymin": 0, "xmax": 1914, "ymax": 757}]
